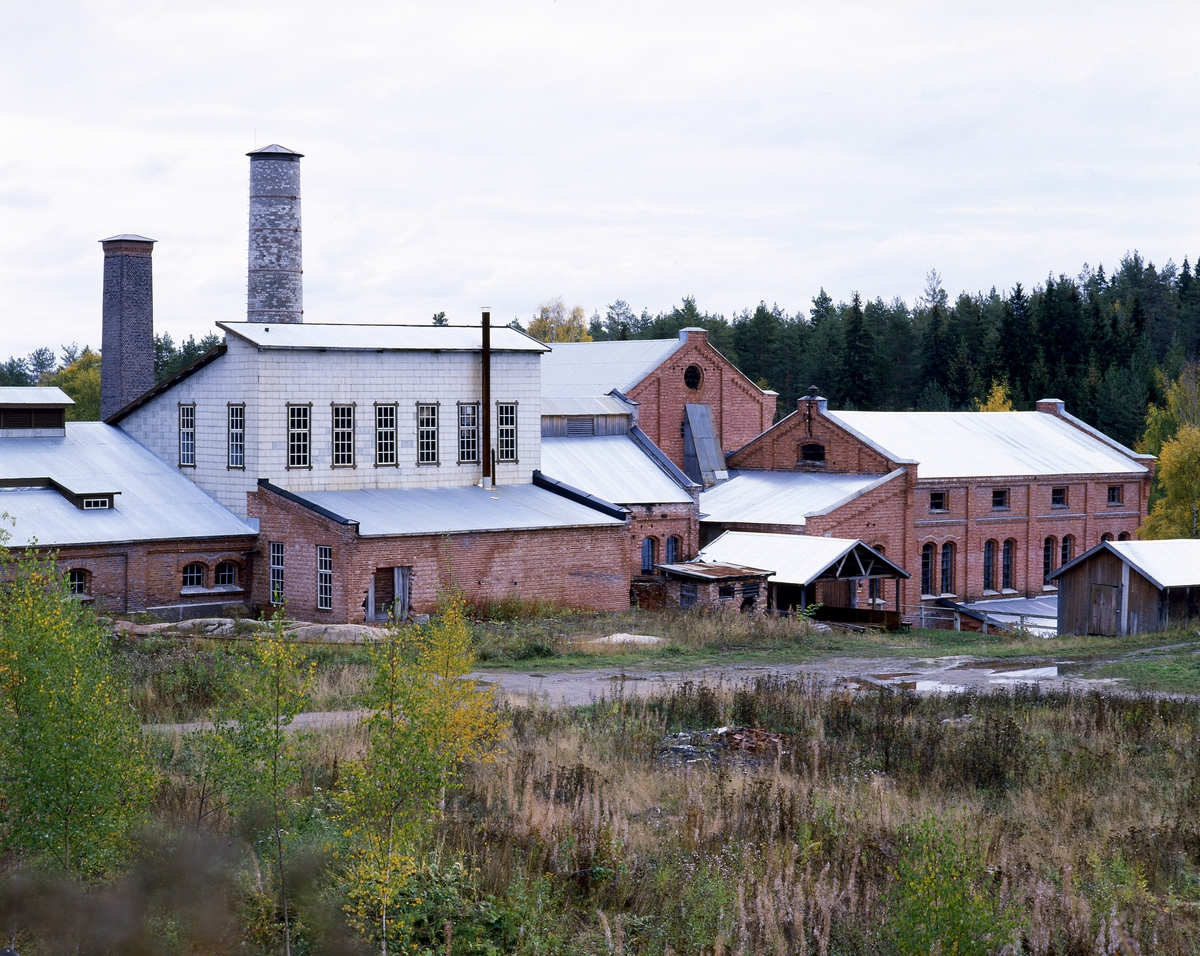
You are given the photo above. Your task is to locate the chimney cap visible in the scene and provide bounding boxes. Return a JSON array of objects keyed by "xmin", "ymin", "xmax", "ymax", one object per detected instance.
[
  {"xmin": 246, "ymin": 143, "xmax": 304, "ymax": 158},
  {"xmin": 100, "ymin": 234, "xmax": 155, "ymax": 244}
]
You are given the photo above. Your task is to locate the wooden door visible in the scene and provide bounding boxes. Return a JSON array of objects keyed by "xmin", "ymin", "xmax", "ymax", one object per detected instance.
[{"xmin": 1088, "ymin": 584, "xmax": 1118, "ymax": 635}]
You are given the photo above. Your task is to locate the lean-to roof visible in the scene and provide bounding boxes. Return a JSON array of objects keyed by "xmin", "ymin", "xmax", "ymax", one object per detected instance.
[
  {"xmin": 699, "ymin": 469, "xmax": 903, "ymax": 526},
  {"xmin": 541, "ymin": 435, "xmax": 695, "ymax": 505},
  {"xmin": 540, "ymin": 339, "xmax": 685, "ymax": 397}
]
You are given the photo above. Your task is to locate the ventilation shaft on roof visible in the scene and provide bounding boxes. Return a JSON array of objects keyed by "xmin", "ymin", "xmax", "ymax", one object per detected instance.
[
  {"xmin": 247, "ymin": 144, "xmax": 304, "ymax": 323},
  {"xmin": 99, "ymin": 235, "xmax": 156, "ymax": 420},
  {"xmin": 481, "ymin": 309, "xmax": 494, "ymax": 487}
]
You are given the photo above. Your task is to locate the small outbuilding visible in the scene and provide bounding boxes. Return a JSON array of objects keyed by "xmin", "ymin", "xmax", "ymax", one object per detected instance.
[
  {"xmin": 655, "ymin": 562, "xmax": 773, "ymax": 612},
  {"xmin": 1049, "ymin": 539, "xmax": 1200, "ymax": 635}
]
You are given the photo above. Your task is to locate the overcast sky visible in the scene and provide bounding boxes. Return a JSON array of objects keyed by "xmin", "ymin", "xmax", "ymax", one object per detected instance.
[{"xmin": 1, "ymin": 2, "xmax": 1198, "ymax": 358}]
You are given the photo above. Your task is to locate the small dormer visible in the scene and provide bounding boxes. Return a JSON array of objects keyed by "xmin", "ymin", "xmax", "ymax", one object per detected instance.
[{"xmin": 0, "ymin": 387, "xmax": 73, "ymax": 437}]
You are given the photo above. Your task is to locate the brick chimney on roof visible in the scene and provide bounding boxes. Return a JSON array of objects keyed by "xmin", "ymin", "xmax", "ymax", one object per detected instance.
[
  {"xmin": 99, "ymin": 235, "xmax": 156, "ymax": 420},
  {"xmin": 246, "ymin": 144, "xmax": 304, "ymax": 323}
]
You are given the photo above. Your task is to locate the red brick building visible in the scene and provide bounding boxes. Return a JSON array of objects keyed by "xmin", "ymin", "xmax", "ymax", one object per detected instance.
[{"xmin": 711, "ymin": 394, "xmax": 1154, "ymax": 611}]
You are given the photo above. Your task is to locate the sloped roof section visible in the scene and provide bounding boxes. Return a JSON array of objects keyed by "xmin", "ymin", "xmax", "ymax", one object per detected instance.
[
  {"xmin": 827, "ymin": 411, "xmax": 1147, "ymax": 479},
  {"xmin": 699, "ymin": 469, "xmax": 902, "ymax": 526},
  {"xmin": 541, "ymin": 395, "xmax": 633, "ymax": 417},
  {"xmin": 0, "ymin": 423, "xmax": 256, "ymax": 546},
  {"xmin": 541, "ymin": 339, "xmax": 685, "ymax": 397},
  {"xmin": 541, "ymin": 435, "xmax": 695, "ymax": 505},
  {"xmin": 1051, "ymin": 539, "xmax": 1200, "ymax": 589},
  {"xmin": 218, "ymin": 322, "xmax": 548, "ymax": 353},
  {"xmin": 0, "ymin": 386, "xmax": 74, "ymax": 406},
  {"xmin": 698, "ymin": 531, "xmax": 908, "ymax": 587}
]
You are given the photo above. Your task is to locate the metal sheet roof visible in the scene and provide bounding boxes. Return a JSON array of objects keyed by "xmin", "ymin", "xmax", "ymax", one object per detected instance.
[
  {"xmin": 218, "ymin": 321, "xmax": 548, "ymax": 353},
  {"xmin": 699, "ymin": 470, "xmax": 902, "ymax": 526},
  {"xmin": 540, "ymin": 339, "xmax": 684, "ymax": 397},
  {"xmin": 541, "ymin": 395, "xmax": 634, "ymax": 417},
  {"xmin": 656, "ymin": 562, "xmax": 771, "ymax": 581},
  {"xmin": 283, "ymin": 482, "xmax": 624, "ymax": 537},
  {"xmin": 1052, "ymin": 539, "xmax": 1200, "ymax": 589},
  {"xmin": 0, "ymin": 424, "xmax": 256, "ymax": 546},
  {"xmin": 697, "ymin": 531, "xmax": 908, "ymax": 586},
  {"xmin": 828, "ymin": 411, "xmax": 1147, "ymax": 479},
  {"xmin": 541, "ymin": 436, "xmax": 695, "ymax": 505},
  {"xmin": 0, "ymin": 386, "xmax": 74, "ymax": 406}
]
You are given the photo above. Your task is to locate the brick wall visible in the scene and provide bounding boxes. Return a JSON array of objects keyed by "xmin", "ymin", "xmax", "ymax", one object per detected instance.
[
  {"xmin": 627, "ymin": 501, "xmax": 698, "ymax": 577},
  {"xmin": 726, "ymin": 397, "xmax": 895, "ymax": 473},
  {"xmin": 629, "ymin": 330, "xmax": 777, "ymax": 472}
]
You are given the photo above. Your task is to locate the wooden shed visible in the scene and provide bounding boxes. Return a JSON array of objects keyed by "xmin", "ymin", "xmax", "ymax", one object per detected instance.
[{"xmin": 1049, "ymin": 540, "xmax": 1200, "ymax": 635}]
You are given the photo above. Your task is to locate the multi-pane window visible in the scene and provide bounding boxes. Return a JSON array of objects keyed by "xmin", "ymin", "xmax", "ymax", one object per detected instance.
[
  {"xmin": 921, "ymin": 543, "xmax": 934, "ymax": 595},
  {"xmin": 983, "ymin": 540, "xmax": 997, "ymax": 591},
  {"xmin": 67, "ymin": 569, "xmax": 88, "ymax": 596},
  {"xmin": 992, "ymin": 488, "xmax": 1009, "ymax": 510},
  {"xmin": 458, "ymin": 403, "xmax": 479, "ymax": 463},
  {"xmin": 215, "ymin": 562, "xmax": 238, "ymax": 586},
  {"xmin": 1107, "ymin": 485, "xmax": 1123, "ymax": 505},
  {"xmin": 800, "ymin": 443, "xmax": 826, "ymax": 463},
  {"xmin": 665, "ymin": 535, "xmax": 680, "ymax": 564},
  {"xmin": 497, "ymin": 403, "xmax": 518, "ymax": 461},
  {"xmin": 1061, "ymin": 535, "xmax": 1074, "ymax": 566},
  {"xmin": 1043, "ymin": 537, "xmax": 1055, "ymax": 583},
  {"xmin": 269, "ymin": 542, "xmax": 284, "ymax": 604},
  {"xmin": 1051, "ymin": 487, "xmax": 1067, "ymax": 508},
  {"xmin": 940, "ymin": 543, "xmax": 954, "ymax": 595},
  {"xmin": 317, "ymin": 546, "xmax": 333, "ymax": 611},
  {"xmin": 82, "ymin": 498, "xmax": 109, "ymax": 509},
  {"xmin": 182, "ymin": 563, "xmax": 205, "ymax": 588},
  {"xmin": 332, "ymin": 405, "xmax": 355, "ymax": 467},
  {"xmin": 228, "ymin": 404, "xmax": 245, "ymax": 468},
  {"xmin": 641, "ymin": 537, "xmax": 657, "ymax": 574},
  {"xmin": 288, "ymin": 405, "xmax": 311, "ymax": 468},
  {"xmin": 1002, "ymin": 539, "xmax": 1016, "ymax": 590},
  {"xmin": 179, "ymin": 404, "xmax": 195, "ymax": 467},
  {"xmin": 929, "ymin": 491, "xmax": 947, "ymax": 512},
  {"xmin": 375, "ymin": 404, "xmax": 397, "ymax": 466},
  {"xmin": 417, "ymin": 404, "xmax": 439, "ymax": 464}
]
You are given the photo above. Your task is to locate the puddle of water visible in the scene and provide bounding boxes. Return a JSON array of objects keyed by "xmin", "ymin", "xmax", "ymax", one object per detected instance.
[
  {"xmin": 897, "ymin": 680, "xmax": 966, "ymax": 693},
  {"xmin": 988, "ymin": 665, "xmax": 1058, "ymax": 684}
]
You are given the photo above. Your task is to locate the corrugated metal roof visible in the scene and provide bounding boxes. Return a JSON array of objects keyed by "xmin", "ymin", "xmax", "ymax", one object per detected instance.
[
  {"xmin": 218, "ymin": 321, "xmax": 548, "ymax": 353},
  {"xmin": 0, "ymin": 424, "xmax": 256, "ymax": 546},
  {"xmin": 699, "ymin": 470, "xmax": 901, "ymax": 526},
  {"xmin": 1052, "ymin": 540, "xmax": 1200, "ymax": 589},
  {"xmin": 0, "ymin": 386, "xmax": 74, "ymax": 406},
  {"xmin": 698, "ymin": 531, "xmax": 908, "ymax": 586},
  {"xmin": 541, "ymin": 436, "xmax": 695, "ymax": 505},
  {"xmin": 828, "ymin": 411, "xmax": 1147, "ymax": 478},
  {"xmin": 541, "ymin": 395, "xmax": 633, "ymax": 417},
  {"xmin": 283, "ymin": 482, "xmax": 624, "ymax": 537},
  {"xmin": 541, "ymin": 339, "xmax": 684, "ymax": 397},
  {"xmin": 656, "ymin": 562, "xmax": 771, "ymax": 581}
]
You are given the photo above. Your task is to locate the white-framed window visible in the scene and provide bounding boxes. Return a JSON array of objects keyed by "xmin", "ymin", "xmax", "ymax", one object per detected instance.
[
  {"xmin": 269, "ymin": 542, "xmax": 284, "ymax": 604},
  {"xmin": 497, "ymin": 402, "xmax": 518, "ymax": 462},
  {"xmin": 82, "ymin": 497, "xmax": 110, "ymax": 510},
  {"xmin": 67, "ymin": 568, "xmax": 89, "ymax": 596},
  {"xmin": 179, "ymin": 404, "xmax": 196, "ymax": 467},
  {"xmin": 375, "ymin": 403, "xmax": 398, "ymax": 466},
  {"xmin": 182, "ymin": 562, "xmax": 205, "ymax": 588},
  {"xmin": 228, "ymin": 404, "xmax": 245, "ymax": 469},
  {"xmin": 417, "ymin": 403, "xmax": 439, "ymax": 464},
  {"xmin": 317, "ymin": 545, "xmax": 333, "ymax": 611},
  {"xmin": 215, "ymin": 562, "xmax": 238, "ymax": 586},
  {"xmin": 458, "ymin": 403, "xmax": 479, "ymax": 463},
  {"xmin": 332, "ymin": 404, "xmax": 355, "ymax": 467},
  {"xmin": 287, "ymin": 404, "xmax": 311, "ymax": 468}
]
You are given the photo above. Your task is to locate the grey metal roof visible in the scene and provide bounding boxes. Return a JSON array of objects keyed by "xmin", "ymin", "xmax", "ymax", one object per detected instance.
[
  {"xmin": 1051, "ymin": 539, "xmax": 1200, "ymax": 589},
  {"xmin": 541, "ymin": 339, "xmax": 685, "ymax": 397},
  {"xmin": 656, "ymin": 562, "xmax": 771, "ymax": 581},
  {"xmin": 280, "ymin": 482, "xmax": 624, "ymax": 537},
  {"xmin": 828, "ymin": 411, "xmax": 1147, "ymax": 479},
  {"xmin": 246, "ymin": 144, "xmax": 304, "ymax": 157},
  {"xmin": 0, "ymin": 386, "xmax": 74, "ymax": 406},
  {"xmin": 698, "ymin": 531, "xmax": 909, "ymax": 587},
  {"xmin": 699, "ymin": 469, "xmax": 904, "ymax": 526},
  {"xmin": 100, "ymin": 234, "xmax": 155, "ymax": 243},
  {"xmin": 541, "ymin": 395, "xmax": 634, "ymax": 417},
  {"xmin": 0, "ymin": 423, "xmax": 256, "ymax": 547},
  {"xmin": 218, "ymin": 322, "xmax": 548, "ymax": 353},
  {"xmin": 541, "ymin": 436, "xmax": 695, "ymax": 505}
]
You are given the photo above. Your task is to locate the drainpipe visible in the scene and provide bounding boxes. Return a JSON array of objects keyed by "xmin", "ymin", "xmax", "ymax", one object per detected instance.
[{"xmin": 481, "ymin": 309, "xmax": 492, "ymax": 488}]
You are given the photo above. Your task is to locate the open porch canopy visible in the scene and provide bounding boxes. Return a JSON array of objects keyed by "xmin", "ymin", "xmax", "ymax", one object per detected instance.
[{"xmin": 696, "ymin": 531, "xmax": 910, "ymax": 628}]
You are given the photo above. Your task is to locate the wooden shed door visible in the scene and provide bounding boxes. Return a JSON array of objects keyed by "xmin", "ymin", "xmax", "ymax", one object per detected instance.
[{"xmin": 1088, "ymin": 584, "xmax": 1118, "ymax": 635}]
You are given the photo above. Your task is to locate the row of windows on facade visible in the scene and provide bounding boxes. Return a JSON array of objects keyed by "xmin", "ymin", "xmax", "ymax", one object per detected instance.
[
  {"xmin": 919, "ymin": 531, "xmax": 1129, "ymax": 596},
  {"xmin": 928, "ymin": 485, "xmax": 1125, "ymax": 513},
  {"xmin": 641, "ymin": 536, "xmax": 682, "ymax": 573},
  {"xmin": 65, "ymin": 560, "xmax": 240, "ymax": 597},
  {"xmin": 178, "ymin": 402, "xmax": 519, "ymax": 469},
  {"xmin": 268, "ymin": 542, "xmax": 335, "ymax": 611}
]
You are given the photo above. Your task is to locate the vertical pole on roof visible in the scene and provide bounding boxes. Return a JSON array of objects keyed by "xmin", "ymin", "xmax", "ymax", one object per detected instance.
[{"xmin": 481, "ymin": 310, "xmax": 492, "ymax": 488}]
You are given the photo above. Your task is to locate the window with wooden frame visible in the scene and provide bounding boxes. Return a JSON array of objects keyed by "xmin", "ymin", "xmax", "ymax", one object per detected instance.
[
  {"xmin": 983, "ymin": 539, "xmax": 997, "ymax": 591},
  {"xmin": 179, "ymin": 404, "xmax": 196, "ymax": 467},
  {"xmin": 1051, "ymin": 486, "xmax": 1067, "ymax": 508},
  {"xmin": 182, "ymin": 563, "xmax": 205, "ymax": 588},
  {"xmin": 940, "ymin": 542, "xmax": 955, "ymax": 595},
  {"xmin": 332, "ymin": 404, "xmax": 355, "ymax": 467},
  {"xmin": 1002, "ymin": 539, "xmax": 1016, "ymax": 590},
  {"xmin": 920, "ymin": 543, "xmax": 935, "ymax": 596},
  {"xmin": 215, "ymin": 562, "xmax": 239, "ymax": 587},
  {"xmin": 317, "ymin": 546, "xmax": 333, "ymax": 611},
  {"xmin": 929, "ymin": 491, "xmax": 948, "ymax": 512},
  {"xmin": 67, "ymin": 568, "xmax": 90, "ymax": 596},
  {"xmin": 992, "ymin": 488, "xmax": 1010, "ymax": 510},
  {"xmin": 227, "ymin": 404, "xmax": 245, "ymax": 469},
  {"xmin": 458, "ymin": 402, "xmax": 479, "ymax": 463},
  {"xmin": 1043, "ymin": 536, "xmax": 1056, "ymax": 584},
  {"xmin": 287, "ymin": 404, "xmax": 311, "ymax": 469},
  {"xmin": 1061, "ymin": 535, "xmax": 1074, "ymax": 565},
  {"xmin": 375, "ymin": 403, "xmax": 398, "ymax": 466},
  {"xmin": 497, "ymin": 402, "xmax": 518, "ymax": 462},
  {"xmin": 417, "ymin": 403, "xmax": 439, "ymax": 464},
  {"xmin": 269, "ymin": 542, "xmax": 284, "ymax": 604},
  {"xmin": 1107, "ymin": 485, "xmax": 1123, "ymax": 506}
]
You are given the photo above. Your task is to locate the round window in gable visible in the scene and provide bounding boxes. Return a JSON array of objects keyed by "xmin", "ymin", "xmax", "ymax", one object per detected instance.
[{"xmin": 684, "ymin": 365, "xmax": 702, "ymax": 390}]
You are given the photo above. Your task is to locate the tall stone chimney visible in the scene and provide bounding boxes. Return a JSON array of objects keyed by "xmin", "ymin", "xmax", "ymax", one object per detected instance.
[
  {"xmin": 100, "ymin": 234, "xmax": 156, "ymax": 420},
  {"xmin": 246, "ymin": 144, "xmax": 304, "ymax": 323}
]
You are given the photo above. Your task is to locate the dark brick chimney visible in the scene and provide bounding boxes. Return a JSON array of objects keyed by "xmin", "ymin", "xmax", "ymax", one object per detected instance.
[
  {"xmin": 100, "ymin": 235, "xmax": 156, "ymax": 420},
  {"xmin": 246, "ymin": 144, "xmax": 304, "ymax": 323}
]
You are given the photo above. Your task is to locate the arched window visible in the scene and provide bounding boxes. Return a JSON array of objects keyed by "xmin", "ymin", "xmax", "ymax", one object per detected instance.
[
  {"xmin": 1002, "ymin": 540, "xmax": 1016, "ymax": 590},
  {"xmin": 940, "ymin": 542, "xmax": 955, "ymax": 595},
  {"xmin": 665, "ymin": 535, "xmax": 680, "ymax": 564},
  {"xmin": 1101, "ymin": 532, "xmax": 1113, "ymax": 543},
  {"xmin": 67, "ymin": 568, "xmax": 89, "ymax": 596},
  {"xmin": 921, "ymin": 543, "xmax": 935, "ymax": 596},
  {"xmin": 182, "ymin": 563, "xmax": 206, "ymax": 588},
  {"xmin": 1061, "ymin": 535, "xmax": 1073, "ymax": 565},
  {"xmin": 215, "ymin": 562, "xmax": 239, "ymax": 587},
  {"xmin": 1118, "ymin": 532, "xmax": 1130, "ymax": 541},
  {"xmin": 800, "ymin": 443, "xmax": 826, "ymax": 463},
  {"xmin": 640, "ymin": 537, "xmax": 657, "ymax": 574},
  {"xmin": 684, "ymin": 365, "xmax": 702, "ymax": 390},
  {"xmin": 983, "ymin": 540, "xmax": 997, "ymax": 591},
  {"xmin": 1043, "ymin": 536, "xmax": 1056, "ymax": 584}
]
